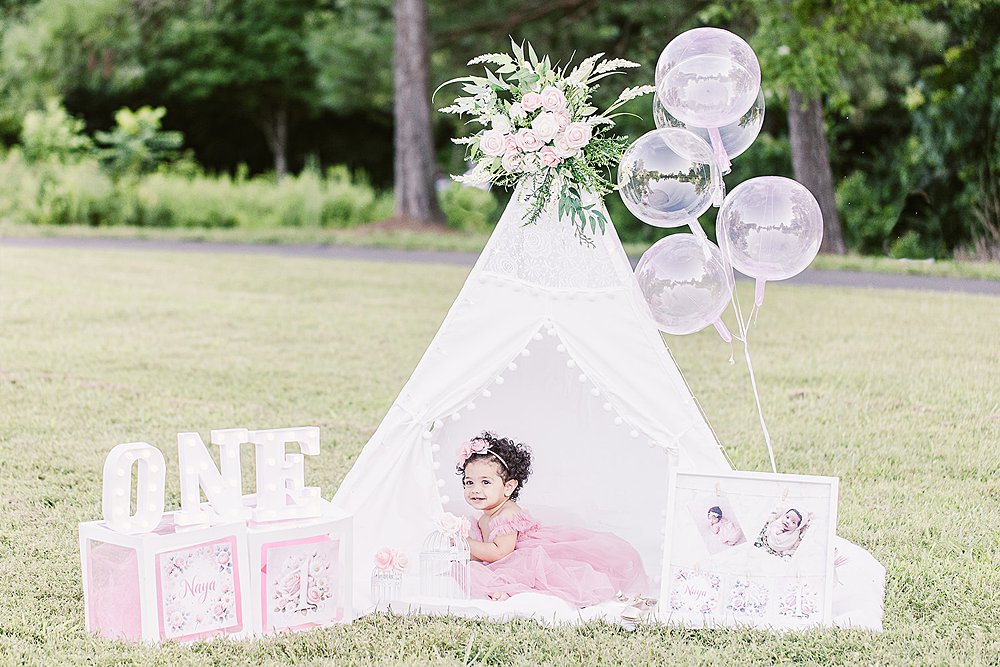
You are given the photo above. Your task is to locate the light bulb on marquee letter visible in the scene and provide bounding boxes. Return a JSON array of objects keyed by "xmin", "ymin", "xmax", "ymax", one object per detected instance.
[
  {"xmin": 101, "ymin": 442, "xmax": 166, "ymax": 534},
  {"xmin": 251, "ymin": 427, "xmax": 322, "ymax": 522},
  {"xmin": 176, "ymin": 428, "xmax": 252, "ymax": 526}
]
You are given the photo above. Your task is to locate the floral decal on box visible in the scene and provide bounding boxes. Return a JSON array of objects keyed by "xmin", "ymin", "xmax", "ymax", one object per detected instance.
[
  {"xmin": 777, "ymin": 581, "xmax": 819, "ymax": 619},
  {"xmin": 668, "ymin": 567, "xmax": 721, "ymax": 614},
  {"xmin": 156, "ymin": 537, "xmax": 241, "ymax": 641},
  {"xmin": 263, "ymin": 538, "xmax": 340, "ymax": 632},
  {"xmin": 726, "ymin": 578, "xmax": 768, "ymax": 616}
]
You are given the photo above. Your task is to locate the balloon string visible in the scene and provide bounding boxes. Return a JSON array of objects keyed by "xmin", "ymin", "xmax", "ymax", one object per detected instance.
[
  {"xmin": 707, "ymin": 126, "xmax": 732, "ymax": 174},
  {"xmin": 727, "ymin": 264, "xmax": 778, "ymax": 475}
]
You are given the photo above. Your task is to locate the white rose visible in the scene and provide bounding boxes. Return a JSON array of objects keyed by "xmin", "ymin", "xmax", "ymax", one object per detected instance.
[
  {"xmin": 509, "ymin": 102, "xmax": 526, "ymax": 119},
  {"xmin": 515, "ymin": 128, "xmax": 544, "ymax": 152},
  {"xmin": 556, "ymin": 111, "xmax": 571, "ymax": 131},
  {"xmin": 491, "ymin": 115, "xmax": 512, "ymax": 135},
  {"xmin": 521, "ymin": 153, "xmax": 540, "ymax": 173},
  {"xmin": 531, "ymin": 112, "xmax": 560, "ymax": 142},
  {"xmin": 563, "ymin": 122, "xmax": 592, "ymax": 150},
  {"xmin": 552, "ymin": 132, "xmax": 580, "ymax": 159},
  {"xmin": 501, "ymin": 151, "xmax": 523, "ymax": 173},
  {"xmin": 435, "ymin": 513, "xmax": 463, "ymax": 536},
  {"xmin": 540, "ymin": 86, "xmax": 567, "ymax": 112},
  {"xmin": 479, "ymin": 129, "xmax": 507, "ymax": 157}
]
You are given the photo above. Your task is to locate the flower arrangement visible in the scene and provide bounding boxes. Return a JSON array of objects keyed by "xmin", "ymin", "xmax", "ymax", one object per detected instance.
[
  {"xmin": 438, "ymin": 40, "xmax": 654, "ymax": 244},
  {"xmin": 373, "ymin": 547, "xmax": 410, "ymax": 573},
  {"xmin": 434, "ymin": 512, "xmax": 471, "ymax": 540}
]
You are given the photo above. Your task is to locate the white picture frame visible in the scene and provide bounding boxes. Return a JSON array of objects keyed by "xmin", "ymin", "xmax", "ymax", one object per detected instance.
[{"xmin": 659, "ymin": 470, "xmax": 839, "ymax": 630}]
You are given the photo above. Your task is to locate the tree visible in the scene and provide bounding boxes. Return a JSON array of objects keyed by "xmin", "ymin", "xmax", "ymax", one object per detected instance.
[
  {"xmin": 718, "ymin": 0, "xmax": 922, "ymax": 254},
  {"xmin": 392, "ymin": 0, "xmax": 442, "ymax": 223},
  {"xmin": 0, "ymin": 0, "xmax": 142, "ymax": 138},
  {"xmin": 144, "ymin": 0, "xmax": 320, "ymax": 179}
]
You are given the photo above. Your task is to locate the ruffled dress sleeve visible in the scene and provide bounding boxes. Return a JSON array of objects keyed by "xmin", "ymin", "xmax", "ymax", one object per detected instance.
[{"xmin": 487, "ymin": 512, "xmax": 539, "ymax": 543}]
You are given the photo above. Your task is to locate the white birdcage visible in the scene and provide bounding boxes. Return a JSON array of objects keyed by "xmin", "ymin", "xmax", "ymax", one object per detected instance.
[
  {"xmin": 419, "ymin": 528, "xmax": 470, "ymax": 600},
  {"xmin": 370, "ymin": 567, "xmax": 402, "ymax": 604}
]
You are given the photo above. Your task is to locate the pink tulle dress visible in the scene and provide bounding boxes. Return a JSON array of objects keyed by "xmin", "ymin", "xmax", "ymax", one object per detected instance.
[{"xmin": 468, "ymin": 511, "xmax": 648, "ymax": 607}]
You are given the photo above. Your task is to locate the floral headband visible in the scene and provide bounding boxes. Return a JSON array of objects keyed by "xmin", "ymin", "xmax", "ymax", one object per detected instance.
[{"xmin": 455, "ymin": 438, "xmax": 509, "ymax": 469}]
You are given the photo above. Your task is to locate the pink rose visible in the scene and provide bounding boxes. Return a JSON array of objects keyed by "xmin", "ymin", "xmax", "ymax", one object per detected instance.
[
  {"xmin": 279, "ymin": 572, "xmax": 301, "ymax": 597},
  {"xmin": 540, "ymin": 86, "xmax": 567, "ymax": 111},
  {"xmin": 216, "ymin": 550, "xmax": 230, "ymax": 566},
  {"xmin": 556, "ymin": 111, "xmax": 570, "ymax": 131},
  {"xmin": 307, "ymin": 587, "xmax": 323, "ymax": 604},
  {"xmin": 171, "ymin": 556, "xmax": 186, "ymax": 568},
  {"xmin": 211, "ymin": 603, "xmax": 226, "ymax": 618},
  {"xmin": 515, "ymin": 128, "xmax": 543, "ymax": 153},
  {"xmin": 479, "ymin": 129, "xmax": 507, "ymax": 157},
  {"xmin": 539, "ymin": 146, "xmax": 562, "ymax": 167},
  {"xmin": 168, "ymin": 611, "xmax": 185, "ymax": 629},
  {"xmin": 504, "ymin": 135, "xmax": 520, "ymax": 154},
  {"xmin": 394, "ymin": 552, "xmax": 410, "ymax": 572},
  {"xmin": 373, "ymin": 547, "xmax": 395, "ymax": 571},
  {"xmin": 563, "ymin": 122, "xmax": 592, "ymax": 150},
  {"xmin": 520, "ymin": 92, "xmax": 542, "ymax": 112}
]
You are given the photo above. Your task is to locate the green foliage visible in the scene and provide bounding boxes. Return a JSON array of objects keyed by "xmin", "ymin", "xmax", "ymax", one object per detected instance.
[
  {"xmin": 94, "ymin": 106, "xmax": 184, "ymax": 178},
  {"xmin": 0, "ymin": 0, "xmax": 142, "ymax": 134},
  {"xmin": 305, "ymin": 0, "xmax": 394, "ymax": 114},
  {"xmin": 0, "ymin": 154, "xmax": 390, "ymax": 228},
  {"xmin": 438, "ymin": 183, "xmax": 498, "ymax": 232},
  {"xmin": 19, "ymin": 98, "xmax": 92, "ymax": 163},
  {"xmin": 888, "ymin": 229, "xmax": 942, "ymax": 259},
  {"xmin": 835, "ymin": 171, "xmax": 899, "ymax": 254},
  {"xmin": 0, "ymin": 150, "xmax": 117, "ymax": 225}
]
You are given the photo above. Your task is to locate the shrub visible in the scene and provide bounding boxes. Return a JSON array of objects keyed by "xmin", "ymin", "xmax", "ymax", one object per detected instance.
[
  {"xmin": 836, "ymin": 170, "xmax": 900, "ymax": 254},
  {"xmin": 439, "ymin": 183, "xmax": 498, "ymax": 232},
  {"xmin": 0, "ymin": 152, "xmax": 391, "ymax": 229},
  {"xmin": 95, "ymin": 106, "xmax": 184, "ymax": 178},
  {"xmin": 20, "ymin": 99, "xmax": 93, "ymax": 164}
]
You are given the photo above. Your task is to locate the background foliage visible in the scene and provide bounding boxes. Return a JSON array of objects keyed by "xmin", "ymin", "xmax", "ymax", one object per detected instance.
[{"xmin": 0, "ymin": 0, "xmax": 996, "ymax": 258}]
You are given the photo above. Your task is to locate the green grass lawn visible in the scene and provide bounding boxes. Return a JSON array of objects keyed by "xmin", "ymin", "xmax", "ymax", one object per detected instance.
[
  {"xmin": 4, "ymin": 220, "xmax": 1000, "ymax": 281},
  {"xmin": 0, "ymin": 245, "xmax": 998, "ymax": 666}
]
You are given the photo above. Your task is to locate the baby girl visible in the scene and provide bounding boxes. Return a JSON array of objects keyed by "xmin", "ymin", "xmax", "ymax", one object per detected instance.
[{"xmin": 456, "ymin": 431, "xmax": 648, "ymax": 607}]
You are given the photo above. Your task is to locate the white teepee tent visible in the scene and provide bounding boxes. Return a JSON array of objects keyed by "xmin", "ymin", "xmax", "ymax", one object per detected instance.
[{"xmin": 330, "ymin": 186, "xmax": 884, "ymax": 627}]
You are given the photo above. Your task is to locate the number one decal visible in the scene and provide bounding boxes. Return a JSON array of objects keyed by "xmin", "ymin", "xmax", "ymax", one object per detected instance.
[{"xmin": 295, "ymin": 555, "xmax": 312, "ymax": 612}]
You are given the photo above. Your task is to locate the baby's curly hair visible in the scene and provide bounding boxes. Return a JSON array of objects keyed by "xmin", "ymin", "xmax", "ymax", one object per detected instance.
[{"xmin": 455, "ymin": 431, "xmax": 532, "ymax": 501}]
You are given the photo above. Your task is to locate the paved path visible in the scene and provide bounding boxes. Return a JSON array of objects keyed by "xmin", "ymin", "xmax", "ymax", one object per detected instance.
[{"xmin": 3, "ymin": 236, "xmax": 998, "ymax": 296}]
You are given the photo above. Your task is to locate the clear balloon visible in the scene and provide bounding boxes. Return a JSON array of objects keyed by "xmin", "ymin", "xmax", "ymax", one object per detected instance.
[
  {"xmin": 655, "ymin": 27, "xmax": 761, "ymax": 128},
  {"xmin": 635, "ymin": 233, "xmax": 733, "ymax": 338},
  {"xmin": 653, "ymin": 87, "xmax": 765, "ymax": 165},
  {"xmin": 716, "ymin": 177, "xmax": 823, "ymax": 301},
  {"xmin": 617, "ymin": 128, "xmax": 715, "ymax": 228}
]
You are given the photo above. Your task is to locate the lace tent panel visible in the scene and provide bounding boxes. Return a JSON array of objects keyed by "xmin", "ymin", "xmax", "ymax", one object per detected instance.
[{"xmin": 480, "ymin": 205, "xmax": 623, "ymax": 290}]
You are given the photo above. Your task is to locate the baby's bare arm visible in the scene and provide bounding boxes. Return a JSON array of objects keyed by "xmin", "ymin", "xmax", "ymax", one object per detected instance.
[{"xmin": 468, "ymin": 532, "xmax": 518, "ymax": 563}]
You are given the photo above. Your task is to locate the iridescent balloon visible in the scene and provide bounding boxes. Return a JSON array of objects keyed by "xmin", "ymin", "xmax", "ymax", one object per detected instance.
[
  {"xmin": 654, "ymin": 87, "xmax": 765, "ymax": 165},
  {"xmin": 617, "ymin": 128, "xmax": 715, "ymax": 228},
  {"xmin": 717, "ymin": 177, "xmax": 824, "ymax": 304},
  {"xmin": 655, "ymin": 27, "xmax": 761, "ymax": 128},
  {"xmin": 635, "ymin": 233, "xmax": 733, "ymax": 338}
]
